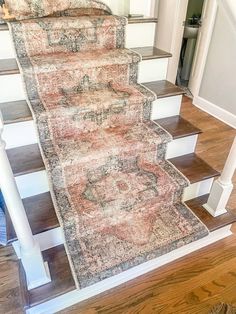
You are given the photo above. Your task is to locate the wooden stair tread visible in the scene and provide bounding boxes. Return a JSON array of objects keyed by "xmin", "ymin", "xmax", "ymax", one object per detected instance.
[
  {"xmin": 7, "ymin": 144, "xmax": 44, "ymax": 177},
  {"xmin": 0, "ymin": 17, "xmax": 158, "ymax": 30},
  {"xmin": 0, "ymin": 24, "xmax": 8, "ymax": 31},
  {"xmin": 6, "ymin": 192, "xmax": 59, "ymax": 243},
  {"xmin": 19, "ymin": 245, "xmax": 76, "ymax": 309},
  {"xmin": 0, "ymin": 100, "xmax": 32, "ymax": 124},
  {"xmin": 1, "ymin": 81, "xmax": 182, "ymax": 125},
  {"xmin": 0, "ymin": 58, "xmax": 19, "ymax": 75},
  {"xmin": 132, "ymin": 47, "xmax": 172, "ymax": 60},
  {"xmin": 154, "ymin": 116, "xmax": 202, "ymax": 139},
  {"xmin": 143, "ymin": 80, "xmax": 184, "ymax": 98},
  {"xmin": 128, "ymin": 17, "xmax": 158, "ymax": 24},
  {"xmin": 169, "ymin": 153, "xmax": 220, "ymax": 184},
  {"xmin": 186, "ymin": 194, "xmax": 236, "ymax": 232},
  {"xmin": 0, "ymin": 47, "xmax": 169, "ymax": 76}
]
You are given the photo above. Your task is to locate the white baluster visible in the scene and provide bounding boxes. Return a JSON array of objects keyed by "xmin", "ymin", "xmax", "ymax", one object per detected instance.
[
  {"xmin": 203, "ymin": 136, "xmax": 236, "ymax": 217},
  {"xmin": 0, "ymin": 111, "xmax": 51, "ymax": 290}
]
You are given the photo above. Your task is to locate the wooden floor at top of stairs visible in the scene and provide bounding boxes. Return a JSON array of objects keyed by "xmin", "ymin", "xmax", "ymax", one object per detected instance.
[{"xmin": 19, "ymin": 244, "xmax": 76, "ymax": 310}]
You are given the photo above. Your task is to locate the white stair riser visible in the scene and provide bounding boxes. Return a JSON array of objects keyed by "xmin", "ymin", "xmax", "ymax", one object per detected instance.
[
  {"xmin": 0, "ymin": 23, "xmax": 156, "ymax": 60},
  {"xmin": 0, "ymin": 31, "xmax": 15, "ymax": 59},
  {"xmin": 0, "ymin": 59, "xmax": 169, "ymax": 104},
  {"xmin": 3, "ymin": 121, "xmax": 38, "ymax": 149},
  {"xmin": 16, "ymin": 171, "xmax": 49, "ymax": 199},
  {"xmin": 151, "ymin": 95, "xmax": 183, "ymax": 120},
  {"xmin": 138, "ymin": 58, "xmax": 168, "ymax": 83},
  {"xmin": 3, "ymin": 94, "xmax": 183, "ymax": 149},
  {"xmin": 183, "ymin": 178, "xmax": 214, "ymax": 202},
  {"xmin": 15, "ymin": 167, "xmax": 213, "ymax": 202},
  {"xmin": 166, "ymin": 135, "xmax": 198, "ymax": 159},
  {"xmin": 0, "ymin": 74, "xmax": 25, "ymax": 103},
  {"xmin": 126, "ymin": 23, "xmax": 156, "ymax": 48}
]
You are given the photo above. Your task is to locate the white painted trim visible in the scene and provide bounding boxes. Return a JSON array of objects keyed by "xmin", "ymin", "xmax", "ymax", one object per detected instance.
[
  {"xmin": 188, "ymin": 0, "xmax": 218, "ymax": 97},
  {"xmin": 194, "ymin": 96, "xmax": 236, "ymax": 129},
  {"xmin": 13, "ymin": 227, "xmax": 64, "ymax": 258},
  {"xmin": 126, "ymin": 23, "xmax": 156, "ymax": 48},
  {"xmin": 26, "ymin": 225, "xmax": 232, "ymax": 314}
]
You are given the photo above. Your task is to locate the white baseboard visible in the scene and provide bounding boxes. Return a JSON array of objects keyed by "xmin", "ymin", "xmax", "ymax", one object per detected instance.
[
  {"xmin": 26, "ymin": 225, "xmax": 232, "ymax": 314},
  {"xmin": 194, "ymin": 96, "xmax": 236, "ymax": 129}
]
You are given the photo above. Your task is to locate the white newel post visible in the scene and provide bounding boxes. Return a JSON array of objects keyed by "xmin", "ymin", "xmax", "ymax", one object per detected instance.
[
  {"xmin": 0, "ymin": 112, "xmax": 51, "ymax": 290},
  {"xmin": 203, "ymin": 136, "xmax": 236, "ymax": 217}
]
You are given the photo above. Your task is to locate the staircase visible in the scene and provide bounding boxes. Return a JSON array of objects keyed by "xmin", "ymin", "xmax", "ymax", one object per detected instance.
[{"xmin": 0, "ymin": 11, "xmax": 235, "ymax": 314}]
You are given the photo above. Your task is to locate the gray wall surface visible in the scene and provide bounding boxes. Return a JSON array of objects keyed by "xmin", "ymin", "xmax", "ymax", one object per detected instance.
[
  {"xmin": 186, "ymin": 0, "xmax": 204, "ymax": 19},
  {"xmin": 199, "ymin": 7, "xmax": 236, "ymax": 116}
]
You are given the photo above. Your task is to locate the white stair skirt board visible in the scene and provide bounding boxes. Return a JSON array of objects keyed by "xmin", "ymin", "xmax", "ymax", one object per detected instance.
[
  {"xmin": 13, "ymin": 227, "xmax": 64, "ymax": 259},
  {"xmin": 25, "ymin": 225, "xmax": 232, "ymax": 314},
  {"xmin": 138, "ymin": 58, "xmax": 168, "ymax": 83},
  {"xmin": 166, "ymin": 135, "xmax": 198, "ymax": 159},
  {"xmin": 0, "ymin": 31, "xmax": 15, "ymax": 59},
  {"xmin": 3, "ymin": 121, "xmax": 38, "ymax": 149},
  {"xmin": 126, "ymin": 23, "xmax": 156, "ymax": 48},
  {"xmin": 0, "ymin": 74, "xmax": 25, "ymax": 103},
  {"xmin": 16, "ymin": 170, "xmax": 49, "ymax": 199},
  {"xmin": 151, "ymin": 95, "xmax": 182, "ymax": 120},
  {"xmin": 183, "ymin": 178, "xmax": 214, "ymax": 202}
]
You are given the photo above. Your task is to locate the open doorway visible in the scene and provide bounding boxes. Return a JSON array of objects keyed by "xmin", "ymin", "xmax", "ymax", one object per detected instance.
[{"xmin": 176, "ymin": 0, "xmax": 205, "ymax": 95}]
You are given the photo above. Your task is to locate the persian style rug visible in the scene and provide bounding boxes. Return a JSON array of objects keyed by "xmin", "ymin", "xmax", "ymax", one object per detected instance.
[
  {"xmin": 209, "ymin": 303, "xmax": 236, "ymax": 314},
  {"xmin": 4, "ymin": 0, "xmax": 209, "ymax": 288}
]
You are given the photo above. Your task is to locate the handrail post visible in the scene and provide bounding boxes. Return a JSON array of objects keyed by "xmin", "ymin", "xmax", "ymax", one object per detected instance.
[
  {"xmin": 0, "ymin": 112, "xmax": 51, "ymax": 290},
  {"xmin": 203, "ymin": 136, "xmax": 236, "ymax": 217}
]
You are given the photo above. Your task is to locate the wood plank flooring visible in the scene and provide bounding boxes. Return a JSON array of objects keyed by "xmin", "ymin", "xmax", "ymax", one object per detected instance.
[{"xmin": 0, "ymin": 96, "xmax": 236, "ymax": 314}]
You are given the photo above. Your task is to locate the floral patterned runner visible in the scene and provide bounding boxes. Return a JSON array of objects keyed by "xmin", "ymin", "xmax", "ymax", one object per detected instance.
[{"xmin": 6, "ymin": 0, "xmax": 208, "ymax": 289}]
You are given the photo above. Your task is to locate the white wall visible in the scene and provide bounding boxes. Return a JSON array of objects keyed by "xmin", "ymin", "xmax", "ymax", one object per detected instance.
[
  {"xmin": 199, "ymin": 6, "xmax": 236, "ymax": 118},
  {"xmin": 102, "ymin": 0, "xmax": 158, "ymax": 17}
]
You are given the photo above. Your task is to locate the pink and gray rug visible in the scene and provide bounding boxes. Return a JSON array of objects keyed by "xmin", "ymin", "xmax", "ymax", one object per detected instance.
[{"xmin": 4, "ymin": 0, "xmax": 208, "ymax": 288}]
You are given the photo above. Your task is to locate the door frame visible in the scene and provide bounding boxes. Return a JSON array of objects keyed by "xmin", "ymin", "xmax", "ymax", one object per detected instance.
[{"xmin": 156, "ymin": 0, "xmax": 218, "ymax": 98}]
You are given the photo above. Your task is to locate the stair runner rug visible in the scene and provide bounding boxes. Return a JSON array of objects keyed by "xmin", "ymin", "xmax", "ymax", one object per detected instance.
[{"xmin": 4, "ymin": 0, "xmax": 209, "ymax": 289}]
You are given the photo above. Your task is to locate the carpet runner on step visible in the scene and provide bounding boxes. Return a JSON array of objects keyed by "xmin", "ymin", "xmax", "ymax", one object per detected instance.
[{"xmin": 5, "ymin": 0, "xmax": 208, "ymax": 288}]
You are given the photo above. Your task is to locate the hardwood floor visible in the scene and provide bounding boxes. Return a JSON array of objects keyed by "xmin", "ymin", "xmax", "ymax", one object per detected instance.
[{"xmin": 0, "ymin": 97, "xmax": 236, "ymax": 314}]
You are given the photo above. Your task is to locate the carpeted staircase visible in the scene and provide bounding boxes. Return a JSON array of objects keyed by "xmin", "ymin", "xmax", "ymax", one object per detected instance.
[
  {"xmin": 0, "ymin": 0, "xmax": 235, "ymax": 312},
  {"xmin": 9, "ymin": 4, "xmax": 209, "ymax": 288}
]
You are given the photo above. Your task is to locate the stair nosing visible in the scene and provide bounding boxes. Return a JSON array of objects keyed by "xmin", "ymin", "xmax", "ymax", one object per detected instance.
[
  {"xmin": 128, "ymin": 17, "xmax": 158, "ymax": 24},
  {"xmin": 0, "ymin": 46, "xmax": 171, "ymax": 76},
  {"xmin": 0, "ymin": 17, "xmax": 158, "ymax": 31},
  {"xmin": 154, "ymin": 116, "xmax": 203, "ymax": 140},
  {"xmin": 169, "ymin": 153, "xmax": 220, "ymax": 184},
  {"xmin": 185, "ymin": 194, "xmax": 236, "ymax": 232}
]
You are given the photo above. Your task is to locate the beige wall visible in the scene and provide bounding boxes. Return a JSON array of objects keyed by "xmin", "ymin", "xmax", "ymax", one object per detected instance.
[{"xmin": 199, "ymin": 7, "xmax": 236, "ymax": 116}]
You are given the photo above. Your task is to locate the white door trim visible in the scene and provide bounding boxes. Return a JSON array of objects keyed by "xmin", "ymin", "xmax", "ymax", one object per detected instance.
[{"xmin": 188, "ymin": 0, "xmax": 218, "ymax": 97}]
